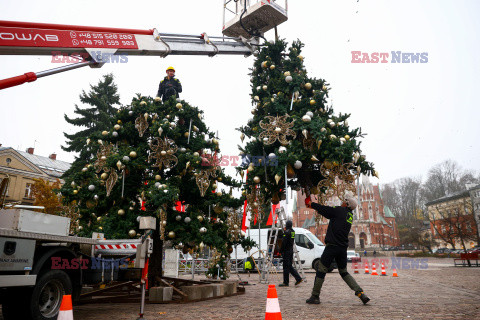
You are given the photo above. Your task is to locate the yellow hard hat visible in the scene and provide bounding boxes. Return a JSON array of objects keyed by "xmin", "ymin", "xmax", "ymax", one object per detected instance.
[{"xmin": 166, "ymin": 66, "xmax": 175, "ymax": 72}]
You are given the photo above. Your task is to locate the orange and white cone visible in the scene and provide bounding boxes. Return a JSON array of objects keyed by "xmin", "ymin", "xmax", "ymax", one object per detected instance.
[
  {"xmin": 354, "ymin": 262, "xmax": 359, "ymax": 274},
  {"xmin": 57, "ymin": 294, "xmax": 73, "ymax": 320},
  {"xmin": 364, "ymin": 263, "xmax": 369, "ymax": 274},
  {"xmin": 392, "ymin": 269, "xmax": 399, "ymax": 277},
  {"xmin": 265, "ymin": 284, "xmax": 282, "ymax": 320},
  {"xmin": 381, "ymin": 263, "xmax": 387, "ymax": 276},
  {"xmin": 371, "ymin": 263, "xmax": 378, "ymax": 276}
]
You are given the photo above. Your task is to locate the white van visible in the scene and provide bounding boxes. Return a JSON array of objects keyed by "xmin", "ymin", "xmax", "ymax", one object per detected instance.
[{"xmin": 232, "ymin": 227, "xmax": 326, "ymax": 269}]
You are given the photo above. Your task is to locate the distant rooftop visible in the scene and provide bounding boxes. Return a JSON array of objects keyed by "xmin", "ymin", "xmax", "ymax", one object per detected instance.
[
  {"xmin": 425, "ymin": 189, "xmax": 471, "ymax": 206},
  {"xmin": 1, "ymin": 147, "xmax": 71, "ymax": 178}
]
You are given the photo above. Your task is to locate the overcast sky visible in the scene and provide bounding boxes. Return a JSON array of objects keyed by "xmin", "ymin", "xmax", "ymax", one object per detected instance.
[{"xmin": 1, "ymin": 0, "xmax": 479, "ymax": 186}]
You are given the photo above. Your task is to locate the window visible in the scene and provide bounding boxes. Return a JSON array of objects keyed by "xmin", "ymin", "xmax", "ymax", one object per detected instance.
[
  {"xmin": 304, "ymin": 210, "xmax": 309, "ymax": 216},
  {"xmin": 24, "ymin": 183, "xmax": 33, "ymax": 199},
  {"xmin": 294, "ymin": 234, "xmax": 311, "ymax": 249},
  {"xmin": 0, "ymin": 177, "xmax": 9, "ymax": 196}
]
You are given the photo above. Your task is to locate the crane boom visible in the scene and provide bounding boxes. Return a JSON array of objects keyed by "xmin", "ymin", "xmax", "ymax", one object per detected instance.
[
  {"xmin": 0, "ymin": 20, "xmax": 256, "ymax": 90},
  {"xmin": 0, "ymin": 1, "xmax": 289, "ymax": 90}
]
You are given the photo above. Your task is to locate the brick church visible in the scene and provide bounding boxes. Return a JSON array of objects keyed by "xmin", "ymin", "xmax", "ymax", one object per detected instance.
[{"xmin": 293, "ymin": 176, "xmax": 400, "ymax": 249}]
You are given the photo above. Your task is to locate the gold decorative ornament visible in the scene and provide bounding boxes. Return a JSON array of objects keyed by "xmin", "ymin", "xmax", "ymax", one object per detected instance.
[
  {"xmin": 258, "ymin": 115, "xmax": 296, "ymax": 145},
  {"xmin": 148, "ymin": 137, "xmax": 178, "ymax": 169},
  {"xmin": 134, "ymin": 113, "xmax": 149, "ymax": 137}
]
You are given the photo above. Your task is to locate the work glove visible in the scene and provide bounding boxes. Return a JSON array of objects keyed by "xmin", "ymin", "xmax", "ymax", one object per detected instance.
[{"xmin": 305, "ymin": 196, "xmax": 312, "ymax": 208}]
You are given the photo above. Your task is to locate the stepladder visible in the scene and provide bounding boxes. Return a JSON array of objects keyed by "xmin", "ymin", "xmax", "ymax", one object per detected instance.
[{"xmin": 261, "ymin": 206, "xmax": 305, "ymax": 283}]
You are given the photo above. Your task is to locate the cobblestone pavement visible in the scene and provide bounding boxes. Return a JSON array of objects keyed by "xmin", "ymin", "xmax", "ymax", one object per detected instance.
[{"xmin": 2, "ymin": 258, "xmax": 479, "ymax": 320}]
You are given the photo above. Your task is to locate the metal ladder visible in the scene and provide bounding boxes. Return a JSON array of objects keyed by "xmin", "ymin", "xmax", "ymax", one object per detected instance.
[{"xmin": 261, "ymin": 206, "xmax": 305, "ymax": 283}]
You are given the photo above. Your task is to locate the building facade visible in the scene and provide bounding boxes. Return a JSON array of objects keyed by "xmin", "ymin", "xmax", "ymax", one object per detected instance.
[
  {"xmin": 468, "ymin": 184, "xmax": 480, "ymax": 245},
  {"xmin": 426, "ymin": 186, "xmax": 479, "ymax": 250},
  {"xmin": 0, "ymin": 146, "xmax": 70, "ymax": 206},
  {"xmin": 294, "ymin": 176, "xmax": 400, "ymax": 249}
]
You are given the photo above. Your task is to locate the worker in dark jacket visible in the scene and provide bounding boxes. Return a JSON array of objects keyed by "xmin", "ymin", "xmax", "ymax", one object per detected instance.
[
  {"xmin": 279, "ymin": 220, "xmax": 303, "ymax": 287},
  {"xmin": 305, "ymin": 195, "xmax": 370, "ymax": 305},
  {"xmin": 157, "ymin": 66, "xmax": 182, "ymax": 101}
]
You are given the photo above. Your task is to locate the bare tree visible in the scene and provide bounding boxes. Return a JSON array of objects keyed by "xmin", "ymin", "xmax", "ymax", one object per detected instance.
[
  {"xmin": 381, "ymin": 177, "xmax": 422, "ymax": 226},
  {"xmin": 421, "ymin": 160, "xmax": 480, "ymax": 203},
  {"xmin": 381, "ymin": 184, "xmax": 402, "ymax": 217},
  {"xmin": 429, "ymin": 197, "xmax": 476, "ymax": 252}
]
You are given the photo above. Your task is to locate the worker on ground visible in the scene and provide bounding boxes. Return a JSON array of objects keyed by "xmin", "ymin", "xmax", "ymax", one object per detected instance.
[
  {"xmin": 305, "ymin": 195, "xmax": 370, "ymax": 305},
  {"xmin": 157, "ymin": 66, "xmax": 182, "ymax": 101},
  {"xmin": 279, "ymin": 220, "xmax": 303, "ymax": 287}
]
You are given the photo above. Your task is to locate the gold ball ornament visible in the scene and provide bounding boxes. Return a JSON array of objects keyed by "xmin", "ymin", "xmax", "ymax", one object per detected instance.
[
  {"xmin": 298, "ymin": 55, "xmax": 304, "ymax": 61},
  {"xmin": 73, "ymin": 190, "xmax": 78, "ymax": 195},
  {"xmin": 118, "ymin": 209, "xmax": 125, "ymax": 216},
  {"xmin": 305, "ymin": 83, "xmax": 312, "ymax": 90},
  {"xmin": 102, "ymin": 131, "xmax": 108, "ymax": 136},
  {"xmin": 129, "ymin": 151, "xmax": 137, "ymax": 158},
  {"xmin": 197, "ymin": 215, "xmax": 204, "ymax": 222},
  {"xmin": 262, "ymin": 85, "xmax": 268, "ymax": 90},
  {"xmin": 345, "ymin": 135, "xmax": 350, "ymax": 140},
  {"xmin": 114, "ymin": 124, "xmax": 121, "ymax": 130},
  {"xmin": 168, "ymin": 231, "xmax": 176, "ymax": 239},
  {"xmin": 284, "ymin": 71, "xmax": 291, "ymax": 77},
  {"xmin": 253, "ymin": 176, "xmax": 261, "ymax": 184},
  {"xmin": 184, "ymin": 132, "xmax": 190, "ymax": 138},
  {"xmin": 310, "ymin": 99, "xmax": 316, "ymax": 106},
  {"xmin": 100, "ymin": 172, "xmax": 108, "ymax": 180},
  {"xmin": 155, "ymin": 175, "xmax": 161, "ymax": 181},
  {"xmin": 154, "ymin": 96, "xmax": 161, "ymax": 102},
  {"xmin": 176, "ymin": 103, "xmax": 183, "ymax": 109},
  {"xmin": 128, "ymin": 230, "xmax": 137, "ymax": 238},
  {"xmin": 269, "ymin": 65, "xmax": 275, "ymax": 70},
  {"xmin": 216, "ymin": 191, "xmax": 222, "ymax": 196}
]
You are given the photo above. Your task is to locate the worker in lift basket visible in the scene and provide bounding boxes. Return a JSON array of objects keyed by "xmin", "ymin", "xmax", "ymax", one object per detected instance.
[
  {"xmin": 157, "ymin": 66, "xmax": 182, "ymax": 102},
  {"xmin": 278, "ymin": 220, "xmax": 303, "ymax": 287},
  {"xmin": 304, "ymin": 195, "xmax": 370, "ymax": 305}
]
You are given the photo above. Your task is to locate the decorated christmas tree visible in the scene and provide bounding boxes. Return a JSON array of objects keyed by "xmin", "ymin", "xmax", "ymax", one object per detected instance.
[
  {"xmin": 237, "ymin": 40, "xmax": 376, "ymax": 214},
  {"xmin": 61, "ymin": 93, "xmax": 253, "ymax": 280}
]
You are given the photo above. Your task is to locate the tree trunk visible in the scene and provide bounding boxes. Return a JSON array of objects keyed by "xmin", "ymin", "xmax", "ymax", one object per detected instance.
[{"xmin": 148, "ymin": 228, "xmax": 163, "ymax": 289}]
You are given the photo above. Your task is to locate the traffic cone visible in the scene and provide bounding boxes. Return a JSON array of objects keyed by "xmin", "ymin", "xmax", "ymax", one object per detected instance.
[
  {"xmin": 380, "ymin": 263, "xmax": 387, "ymax": 276},
  {"xmin": 392, "ymin": 269, "xmax": 399, "ymax": 277},
  {"xmin": 371, "ymin": 263, "xmax": 378, "ymax": 276},
  {"xmin": 265, "ymin": 284, "xmax": 282, "ymax": 320},
  {"xmin": 57, "ymin": 294, "xmax": 73, "ymax": 320},
  {"xmin": 354, "ymin": 263, "xmax": 359, "ymax": 274},
  {"xmin": 364, "ymin": 262, "xmax": 369, "ymax": 274}
]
